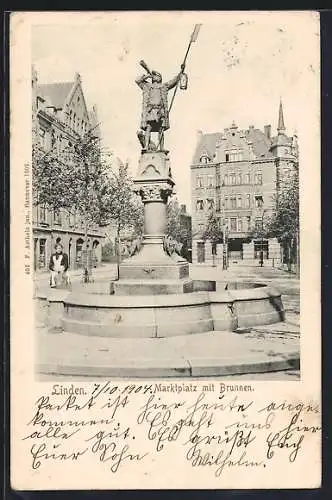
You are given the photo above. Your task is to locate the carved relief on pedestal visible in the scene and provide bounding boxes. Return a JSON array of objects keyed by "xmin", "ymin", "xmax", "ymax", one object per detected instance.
[
  {"xmin": 141, "ymin": 164, "xmax": 161, "ymax": 177},
  {"xmin": 134, "ymin": 182, "xmax": 173, "ymax": 202},
  {"xmin": 137, "ymin": 151, "xmax": 172, "ymax": 179}
]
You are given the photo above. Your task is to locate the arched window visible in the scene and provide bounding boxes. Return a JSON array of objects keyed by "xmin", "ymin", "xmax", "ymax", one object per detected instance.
[
  {"xmin": 76, "ymin": 238, "xmax": 84, "ymax": 267},
  {"xmin": 200, "ymin": 155, "xmax": 210, "ymax": 164}
]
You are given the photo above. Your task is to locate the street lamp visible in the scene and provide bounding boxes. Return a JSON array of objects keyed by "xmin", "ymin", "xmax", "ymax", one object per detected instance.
[
  {"xmin": 222, "ymin": 224, "xmax": 228, "ymax": 270},
  {"xmin": 220, "ymin": 203, "xmax": 228, "ymax": 270}
]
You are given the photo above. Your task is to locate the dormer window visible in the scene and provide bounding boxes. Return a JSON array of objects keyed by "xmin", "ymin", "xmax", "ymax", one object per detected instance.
[{"xmin": 200, "ymin": 155, "xmax": 210, "ymax": 164}]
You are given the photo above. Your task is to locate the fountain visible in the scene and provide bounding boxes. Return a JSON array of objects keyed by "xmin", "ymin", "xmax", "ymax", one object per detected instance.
[{"xmin": 35, "ymin": 52, "xmax": 292, "ymax": 377}]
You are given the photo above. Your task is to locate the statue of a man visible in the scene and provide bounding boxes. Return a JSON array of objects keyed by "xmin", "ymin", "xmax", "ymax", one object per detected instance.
[{"xmin": 136, "ymin": 61, "xmax": 185, "ymax": 151}]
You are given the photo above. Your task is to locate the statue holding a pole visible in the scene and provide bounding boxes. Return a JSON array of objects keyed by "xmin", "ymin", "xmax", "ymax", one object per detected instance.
[{"xmin": 136, "ymin": 24, "xmax": 201, "ymax": 152}]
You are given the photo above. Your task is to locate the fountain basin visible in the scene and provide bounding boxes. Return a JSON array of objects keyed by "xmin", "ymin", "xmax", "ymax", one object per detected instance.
[{"xmin": 36, "ymin": 280, "xmax": 285, "ymax": 338}]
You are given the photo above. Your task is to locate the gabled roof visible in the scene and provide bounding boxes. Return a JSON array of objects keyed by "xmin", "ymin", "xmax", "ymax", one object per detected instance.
[
  {"xmin": 245, "ymin": 128, "xmax": 274, "ymax": 158},
  {"xmin": 192, "ymin": 132, "xmax": 223, "ymax": 163},
  {"xmin": 37, "ymin": 82, "xmax": 74, "ymax": 109}
]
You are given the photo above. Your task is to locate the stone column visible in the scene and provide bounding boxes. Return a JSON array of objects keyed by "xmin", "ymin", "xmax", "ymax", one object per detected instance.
[{"xmin": 114, "ymin": 150, "xmax": 192, "ymax": 294}]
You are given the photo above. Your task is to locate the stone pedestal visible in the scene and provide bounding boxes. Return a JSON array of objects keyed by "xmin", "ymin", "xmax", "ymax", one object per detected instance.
[{"xmin": 113, "ymin": 150, "xmax": 192, "ymax": 295}]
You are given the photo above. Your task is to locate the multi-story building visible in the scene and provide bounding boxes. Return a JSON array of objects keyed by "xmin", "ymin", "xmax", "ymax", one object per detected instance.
[
  {"xmin": 32, "ymin": 68, "xmax": 105, "ymax": 271},
  {"xmin": 191, "ymin": 102, "xmax": 299, "ymax": 264}
]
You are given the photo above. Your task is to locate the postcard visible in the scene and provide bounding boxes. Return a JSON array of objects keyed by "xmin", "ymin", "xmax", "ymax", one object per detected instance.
[{"xmin": 10, "ymin": 10, "xmax": 321, "ymax": 489}]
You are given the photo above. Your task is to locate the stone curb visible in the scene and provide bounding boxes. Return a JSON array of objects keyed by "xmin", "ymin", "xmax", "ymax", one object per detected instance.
[{"xmin": 36, "ymin": 351, "xmax": 300, "ymax": 378}]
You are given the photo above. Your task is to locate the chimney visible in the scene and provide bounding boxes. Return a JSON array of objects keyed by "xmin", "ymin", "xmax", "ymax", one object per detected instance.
[{"xmin": 264, "ymin": 124, "xmax": 271, "ymax": 139}]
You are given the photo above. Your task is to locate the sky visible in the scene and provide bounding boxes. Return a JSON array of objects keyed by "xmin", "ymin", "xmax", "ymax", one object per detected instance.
[{"xmin": 31, "ymin": 11, "xmax": 319, "ymax": 211}]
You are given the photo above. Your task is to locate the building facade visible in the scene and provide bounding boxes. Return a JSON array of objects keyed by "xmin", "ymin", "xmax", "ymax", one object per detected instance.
[
  {"xmin": 32, "ymin": 68, "xmax": 105, "ymax": 272},
  {"xmin": 191, "ymin": 102, "xmax": 299, "ymax": 264}
]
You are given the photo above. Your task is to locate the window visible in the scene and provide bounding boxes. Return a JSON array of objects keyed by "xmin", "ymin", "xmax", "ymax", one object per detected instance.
[
  {"xmin": 200, "ymin": 155, "xmax": 210, "ymax": 163},
  {"xmin": 39, "ymin": 205, "xmax": 46, "ymax": 223},
  {"xmin": 216, "ymin": 174, "xmax": 221, "ymax": 187},
  {"xmin": 227, "ymin": 149, "xmax": 243, "ymax": 162},
  {"xmin": 255, "ymin": 172, "xmax": 263, "ymax": 185},
  {"xmin": 196, "ymin": 199, "xmax": 204, "ymax": 211},
  {"xmin": 54, "ymin": 210, "xmax": 62, "ymax": 225},
  {"xmin": 244, "ymin": 173, "xmax": 250, "ymax": 184},
  {"xmin": 39, "ymin": 239, "xmax": 46, "ymax": 268},
  {"xmin": 76, "ymin": 238, "xmax": 84, "ymax": 266},
  {"xmin": 255, "ymin": 195, "xmax": 264, "ymax": 208},
  {"xmin": 216, "ymin": 198, "xmax": 221, "ymax": 211},
  {"xmin": 207, "ymin": 175, "xmax": 214, "ymax": 188},
  {"xmin": 237, "ymin": 173, "xmax": 242, "ymax": 185},
  {"xmin": 237, "ymin": 196, "xmax": 242, "ymax": 208},
  {"xmin": 230, "ymin": 197, "xmax": 236, "ymax": 209},
  {"xmin": 245, "ymin": 194, "xmax": 251, "ymax": 208},
  {"xmin": 224, "ymin": 174, "xmax": 228, "ymax": 185},
  {"xmin": 69, "ymin": 212, "xmax": 76, "ymax": 227},
  {"xmin": 238, "ymin": 218, "xmax": 243, "ymax": 232},
  {"xmin": 246, "ymin": 216, "xmax": 251, "ymax": 231},
  {"xmin": 230, "ymin": 218, "xmax": 237, "ymax": 231},
  {"xmin": 196, "ymin": 176, "xmax": 204, "ymax": 188},
  {"xmin": 207, "ymin": 199, "xmax": 214, "ymax": 210},
  {"xmin": 224, "ymin": 218, "xmax": 229, "ymax": 229},
  {"xmin": 229, "ymin": 173, "xmax": 236, "ymax": 185},
  {"xmin": 224, "ymin": 197, "xmax": 228, "ymax": 209}
]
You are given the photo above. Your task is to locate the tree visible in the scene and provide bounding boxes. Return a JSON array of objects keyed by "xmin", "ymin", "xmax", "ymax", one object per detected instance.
[
  {"xmin": 267, "ymin": 167, "xmax": 299, "ymax": 272},
  {"xmin": 97, "ymin": 160, "xmax": 144, "ymax": 279},
  {"xmin": 202, "ymin": 209, "xmax": 223, "ymax": 266},
  {"xmin": 33, "ymin": 127, "xmax": 105, "ymax": 281},
  {"xmin": 166, "ymin": 197, "xmax": 192, "ymax": 259}
]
